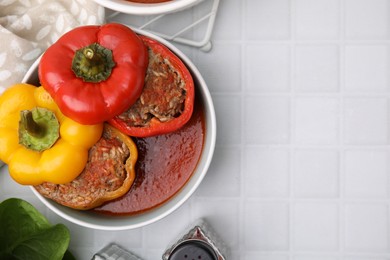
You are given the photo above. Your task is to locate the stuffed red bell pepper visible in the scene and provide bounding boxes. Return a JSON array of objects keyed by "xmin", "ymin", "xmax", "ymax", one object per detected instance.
[
  {"xmin": 39, "ymin": 23, "xmax": 148, "ymax": 125},
  {"xmin": 109, "ymin": 35, "xmax": 195, "ymax": 137}
]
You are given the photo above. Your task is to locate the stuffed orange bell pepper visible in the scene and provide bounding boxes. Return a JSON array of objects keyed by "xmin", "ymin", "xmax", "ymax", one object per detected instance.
[{"xmin": 0, "ymin": 83, "xmax": 103, "ymax": 185}]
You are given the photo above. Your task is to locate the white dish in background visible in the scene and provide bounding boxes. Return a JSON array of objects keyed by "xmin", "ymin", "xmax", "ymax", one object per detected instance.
[
  {"xmin": 23, "ymin": 28, "xmax": 216, "ymax": 231},
  {"xmin": 93, "ymin": 0, "xmax": 202, "ymax": 15}
]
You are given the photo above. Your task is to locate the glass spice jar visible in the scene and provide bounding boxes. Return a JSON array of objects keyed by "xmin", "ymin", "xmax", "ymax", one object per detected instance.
[
  {"xmin": 92, "ymin": 243, "xmax": 143, "ymax": 260},
  {"xmin": 162, "ymin": 218, "xmax": 228, "ymax": 260}
]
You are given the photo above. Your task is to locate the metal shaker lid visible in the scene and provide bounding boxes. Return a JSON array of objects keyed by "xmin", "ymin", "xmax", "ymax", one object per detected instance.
[{"xmin": 168, "ymin": 239, "xmax": 217, "ymax": 260}]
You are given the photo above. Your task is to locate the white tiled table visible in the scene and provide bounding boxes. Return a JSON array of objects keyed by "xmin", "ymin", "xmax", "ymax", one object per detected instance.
[{"xmin": 1, "ymin": 0, "xmax": 390, "ymax": 259}]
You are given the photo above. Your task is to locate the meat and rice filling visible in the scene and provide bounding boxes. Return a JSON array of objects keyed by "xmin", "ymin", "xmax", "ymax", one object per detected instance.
[
  {"xmin": 34, "ymin": 130, "xmax": 130, "ymax": 209},
  {"xmin": 118, "ymin": 47, "xmax": 186, "ymax": 127}
]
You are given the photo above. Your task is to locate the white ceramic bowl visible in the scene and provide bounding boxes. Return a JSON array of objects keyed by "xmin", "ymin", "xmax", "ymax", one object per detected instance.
[
  {"xmin": 23, "ymin": 28, "xmax": 216, "ymax": 230},
  {"xmin": 93, "ymin": 0, "xmax": 201, "ymax": 15}
]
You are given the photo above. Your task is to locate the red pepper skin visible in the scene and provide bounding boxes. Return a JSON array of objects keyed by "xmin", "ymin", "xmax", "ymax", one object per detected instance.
[
  {"xmin": 109, "ymin": 35, "xmax": 195, "ymax": 137},
  {"xmin": 38, "ymin": 23, "xmax": 148, "ymax": 125}
]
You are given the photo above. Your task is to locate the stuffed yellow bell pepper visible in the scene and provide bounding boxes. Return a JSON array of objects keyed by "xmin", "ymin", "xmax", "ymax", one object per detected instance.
[{"xmin": 0, "ymin": 83, "xmax": 103, "ymax": 185}]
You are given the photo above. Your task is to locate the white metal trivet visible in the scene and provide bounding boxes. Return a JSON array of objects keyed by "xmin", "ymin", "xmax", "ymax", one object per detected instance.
[{"xmin": 106, "ymin": 0, "xmax": 219, "ymax": 52}]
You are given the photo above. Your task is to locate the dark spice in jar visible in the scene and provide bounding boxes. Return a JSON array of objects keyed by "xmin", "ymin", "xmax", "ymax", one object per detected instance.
[{"xmin": 162, "ymin": 219, "xmax": 228, "ymax": 260}]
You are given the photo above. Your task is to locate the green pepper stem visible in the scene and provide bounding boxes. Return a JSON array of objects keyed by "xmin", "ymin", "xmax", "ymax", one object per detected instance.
[
  {"xmin": 83, "ymin": 48, "xmax": 95, "ymax": 60},
  {"xmin": 19, "ymin": 108, "xmax": 60, "ymax": 152},
  {"xmin": 72, "ymin": 43, "xmax": 116, "ymax": 83},
  {"xmin": 20, "ymin": 110, "xmax": 45, "ymax": 138}
]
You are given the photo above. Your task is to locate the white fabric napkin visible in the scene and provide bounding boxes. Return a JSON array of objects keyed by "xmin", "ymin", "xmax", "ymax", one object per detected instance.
[
  {"xmin": 0, "ymin": 0, "xmax": 105, "ymax": 167},
  {"xmin": 0, "ymin": 0, "xmax": 105, "ymax": 93}
]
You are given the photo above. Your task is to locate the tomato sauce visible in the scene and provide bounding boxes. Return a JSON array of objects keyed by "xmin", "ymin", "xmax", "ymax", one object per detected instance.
[{"xmin": 93, "ymin": 96, "xmax": 205, "ymax": 215}]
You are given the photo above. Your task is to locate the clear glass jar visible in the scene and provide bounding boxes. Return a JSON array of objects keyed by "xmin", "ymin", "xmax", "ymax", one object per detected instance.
[{"xmin": 92, "ymin": 244, "xmax": 143, "ymax": 260}]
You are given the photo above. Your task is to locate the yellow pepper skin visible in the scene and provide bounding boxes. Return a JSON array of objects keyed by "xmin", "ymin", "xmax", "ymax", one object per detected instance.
[{"xmin": 0, "ymin": 83, "xmax": 103, "ymax": 185}]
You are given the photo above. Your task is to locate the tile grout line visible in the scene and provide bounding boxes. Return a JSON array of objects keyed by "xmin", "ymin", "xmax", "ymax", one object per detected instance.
[
  {"xmin": 387, "ymin": 6, "xmax": 390, "ymax": 251},
  {"xmin": 288, "ymin": 0, "xmax": 296, "ymax": 257},
  {"xmin": 339, "ymin": 0, "xmax": 346, "ymax": 256},
  {"xmin": 239, "ymin": 0, "xmax": 247, "ymax": 257},
  {"xmin": 213, "ymin": 39, "xmax": 390, "ymax": 45},
  {"xmin": 386, "ymin": 65, "xmax": 390, "ymax": 253}
]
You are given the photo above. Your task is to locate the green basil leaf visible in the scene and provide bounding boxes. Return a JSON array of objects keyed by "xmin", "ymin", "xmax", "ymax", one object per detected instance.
[
  {"xmin": 63, "ymin": 250, "xmax": 76, "ymax": 260},
  {"xmin": 0, "ymin": 198, "xmax": 71, "ymax": 260}
]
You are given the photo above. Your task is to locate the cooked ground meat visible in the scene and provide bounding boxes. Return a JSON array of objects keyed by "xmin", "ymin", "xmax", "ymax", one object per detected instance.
[
  {"xmin": 118, "ymin": 47, "xmax": 186, "ymax": 127},
  {"xmin": 34, "ymin": 127, "xmax": 130, "ymax": 210}
]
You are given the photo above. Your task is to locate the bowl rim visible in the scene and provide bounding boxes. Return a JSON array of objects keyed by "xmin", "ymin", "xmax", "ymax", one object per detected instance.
[
  {"xmin": 23, "ymin": 27, "xmax": 216, "ymax": 231},
  {"xmin": 93, "ymin": 0, "xmax": 202, "ymax": 15}
]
